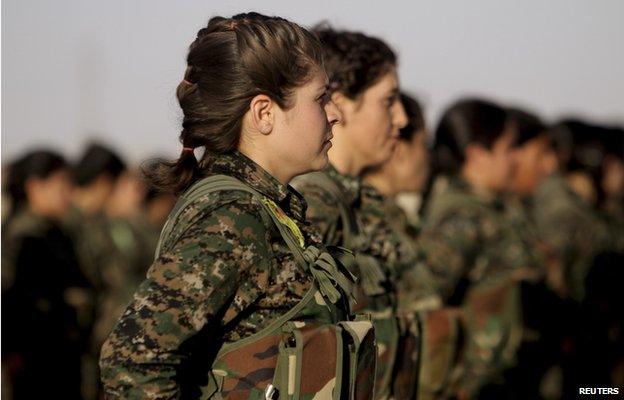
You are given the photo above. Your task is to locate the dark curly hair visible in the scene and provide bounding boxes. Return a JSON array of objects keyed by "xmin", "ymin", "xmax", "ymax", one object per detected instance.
[
  {"xmin": 313, "ymin": 24, "xmax": 396, "ymax": 99},
  {"xmin": 145, "ymin": 12, "xmax": 324, "ymax": 194}
]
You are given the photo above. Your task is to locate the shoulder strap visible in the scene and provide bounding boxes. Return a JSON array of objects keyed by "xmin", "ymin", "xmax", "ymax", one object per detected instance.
[
  {"xmin": 156, "ymin": 174, "xmax": 355, "ymax": 307},
  {"xmin": 302, "ymin": 172, "xmax": 360, "ymax": 246},
  {"xmin": 157, "ymin": 175, "xmax": 304, "ymax": 265}
]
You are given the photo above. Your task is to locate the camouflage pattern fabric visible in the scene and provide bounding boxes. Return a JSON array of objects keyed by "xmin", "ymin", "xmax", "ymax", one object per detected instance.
[
  {"xmin": 532, "ymin": 174, "xmax": 613, "ymax": 302},
  {"xmin": 358, "ymin": 185, "xmax": 444, "ymax": 399},
  {"xmin": 293, "ymin": 167, "xmax": 400, "ymax": 400},
  {"xmin": 419, "ymin": 178, "xmax": 530, "ymax": 398},
  {"xmin": 100, "ymin": 152, "xmax": 374, "ymax": 399}
]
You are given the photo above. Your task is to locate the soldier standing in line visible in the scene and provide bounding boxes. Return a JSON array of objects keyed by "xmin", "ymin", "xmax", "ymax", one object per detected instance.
[
  {"xmin": 65, "ymin": 142, "xmax": 127, "ymax": 399},
  {"xmin": 535, "ymin": 121, "xmax": 613, "ymax": 303},
  {"xmin": 360, "ymin": 92, "xmax": 446, "ymax": 400},
  {"xmin": 418, "ymin": 99, "xmax": 532, "ymax": 399},
  {"xmin": 2, "ymin": 150, "xmax": 90, "ymax": 399},
  {"xmin": 93, "ymin": 168, "xmax": 150, "ymax": 355},
  {"xmin": 538, "ymin": 121, "xmax": 620, "ymax": 397},
  {"xmin": 66, "ymin": 143, "xmax": 127, "ymax": 293},
  {"xmin": 292, "ymin": 27, "xmax": 408, "ymax": 400},
  {"xmin": 100, "ymin": 13, "xmax": 376, "ymax": 399},
  {"xmin": 489, "ymin": 107, "xmax": 564, "ymax": 399}
]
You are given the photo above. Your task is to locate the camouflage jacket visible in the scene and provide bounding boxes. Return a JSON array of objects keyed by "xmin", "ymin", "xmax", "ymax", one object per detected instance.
[
  {"xmin": 503, "ymin": 194, "xmax": 551, "ymax": 277},
  {"xmin": 602, "ymin": 199, "xmax": 624, "ymax": 252},
  {"xmin": 419, "ymin": 179, "xmax": 531, "ymax": 303},
  {"xmin": 100, "ymin": 152, "xmax": 327, "ymax": 399},
  {"xmin": 359, "ymin": 185, "xmax": 440, "ymax": 313},
  {"xmin": 419, "ymin": 179, "xmax": 532, "ymax": 396},
  {"xmin": 63, "ymin": 205, "xmax": 114, "ymax": 293},
  {"xmin": 532, "ymin": 174, "xmax": 613, "ymax": 301},
  {"xmin": 292, "ymin": 165, "xmax": 400, "ymax": 400}
]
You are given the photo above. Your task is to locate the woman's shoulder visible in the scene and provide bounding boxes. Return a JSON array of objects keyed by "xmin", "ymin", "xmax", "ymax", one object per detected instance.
[
  {"xmin": 3, "ymin": 210, "xmax": 52, "ymax": 242},
  {"xmin": 291, "ymin": 173, "xmax": 342, "ymax": 222}
]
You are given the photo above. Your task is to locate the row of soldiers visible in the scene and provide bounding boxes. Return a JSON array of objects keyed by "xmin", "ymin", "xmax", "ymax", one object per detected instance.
[
  {"xmin": 2, "ymin": 102, "xmax": 624, "ymax": 398},
  {"xmin": 3, "ymin": 18, "xmax": 624, "ymax": 400},
  {"xmin": 290, "ymin": 93, "xmax": 624, "ymax": 399},
  {"xmin": 1, "ymin": 144, "xmax": 176, "ymax": 399}
]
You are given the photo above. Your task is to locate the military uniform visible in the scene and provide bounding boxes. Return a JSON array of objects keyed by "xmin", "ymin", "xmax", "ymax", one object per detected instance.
[
  {"xmin": 2, "ymin": 209, "xmax": 90, "ymax": 399},
  {"xmin": 532, "ymin": 174, "xmax": 612, "ymax": 302},
  {"xmin": 358, "ymin": 185, "xmax": 441, "ymax": 313},
  {"xmin": 359, "ymin": 185, "xmax": 442, "ymax": 399},
  {"xmin": 100, "ymin": 152, "xmax": 374, "ymax": 399},
  {"xmin": 293, "ymin": 166, "xmax": 400, "ymax": 400},
  {"xmin": 418, "ymin": 178, "xmax": 530, "ymax": 398}
]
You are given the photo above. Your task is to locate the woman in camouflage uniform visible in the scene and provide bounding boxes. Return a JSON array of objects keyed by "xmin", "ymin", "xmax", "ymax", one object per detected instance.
[
  {"xmin": 100, "ymin": 13, "xmax": 376, "ymax": 400},
  {"xmin": 419, "ymin": 99, "xmax": 533, "ymax": 399},
  {"xmin": 3, "ymin": 150, "xmax": 90, "ymax": 399},
  {"xmin": 292, "ymin": 28, "xmax": 408, "ymax": 400}
]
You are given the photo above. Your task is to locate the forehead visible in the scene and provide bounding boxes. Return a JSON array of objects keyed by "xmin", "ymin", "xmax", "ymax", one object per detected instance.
[{"xmin": 362, "ymin": 67, "xmax": 399, "ymax": 98}]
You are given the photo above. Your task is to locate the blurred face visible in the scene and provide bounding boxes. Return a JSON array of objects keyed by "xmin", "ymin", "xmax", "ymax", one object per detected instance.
[
  {"xmin": 510, "ymin": 135, "xmax": 557, "ymax": 196},
  {"xmin": 335, "ymin": 68, "xmax": 408, "ymax": 171},
  {"xmin": 387, "ymin": 129, "xmax": 430, "ymax": 193},
  {"xmin": 467, "ymin": 131, "xmax": 517, "ymax": 192},
  {"xmin": 275, "ymin": 68, "xmax": 341, "ymax": 176},
  {"xmin": 26, "ymin": 169, "xmax": 73, "ymax": 218},
  {"xmin": 603, "ymin": 155, "xmax": 624, "ymax": 200},
  {"xmin": 106, "ymin": 171, "xmax": 147, "ymax": 218}
]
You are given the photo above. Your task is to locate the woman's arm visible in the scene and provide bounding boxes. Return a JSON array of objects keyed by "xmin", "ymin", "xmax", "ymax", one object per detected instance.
[{"xmin": 99, "ymin": 197, "xmax": 270, "ymax": 399}]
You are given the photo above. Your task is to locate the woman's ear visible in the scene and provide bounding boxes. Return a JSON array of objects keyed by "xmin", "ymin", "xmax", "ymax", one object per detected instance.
[{"xmin": 249, "ymin": 94, "xmax": 274, "ymax": 135}]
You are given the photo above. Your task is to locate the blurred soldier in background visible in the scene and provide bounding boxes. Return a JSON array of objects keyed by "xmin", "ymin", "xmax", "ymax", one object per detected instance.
[
  {"xmin": 359, "ymin": 94, "xmax": 457, "ymax": 399},
  {"xmin": 64, "ymin": 143, "xmax": 127, "ymax": 398},
  {"xmin": 419, "ymin": 99, "xmax": 532, "ymax": 399},
  {"xmin": 2, "ymin": 150, "xmax": 90, "ymax": 399}
]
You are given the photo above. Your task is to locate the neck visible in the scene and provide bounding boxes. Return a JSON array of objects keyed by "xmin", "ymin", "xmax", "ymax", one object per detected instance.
[
  {"xmin": 238, "ymin": 146, "xmax": 294, "ymax": 185},
  {"xmin": 363, "ymin": 169, "xmax": 395, "ymax": 197},
  {"xmin": 461, "ymin": 163, "xmax": 494, "ymax": 196},
  {"xmin": 328, "ymin": 126, "xmax": 366, "ymax": 176},
  {"xmin": 28, "ymin": 203, "xmax": 56, "ymax": 220},
  {"xmin": 72, "ymin": 188, "xmax": 104, "ymax": 215}
]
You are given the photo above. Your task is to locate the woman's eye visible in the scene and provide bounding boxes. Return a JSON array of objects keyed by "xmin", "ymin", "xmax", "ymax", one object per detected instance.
[{"xmin": 318, "ymin": 93, "xmax": 330, "ymax": 106}]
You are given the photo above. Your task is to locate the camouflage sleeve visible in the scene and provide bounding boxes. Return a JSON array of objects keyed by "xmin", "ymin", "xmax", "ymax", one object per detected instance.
[
  {"xmin": 99, "ymin": 197, "xmax": 271, "ymax": 399},
  {"xmin": 417, "ymin": 210, "xmax": 480, "ymax": 302},
  {"xmin": 292, "ymin": 181, "xmax": 342, "ymax": 246}
]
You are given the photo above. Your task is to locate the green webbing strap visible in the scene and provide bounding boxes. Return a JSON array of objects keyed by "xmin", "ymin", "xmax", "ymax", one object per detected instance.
[
  {"xmin": 156, "ymin": 174, "xmax": 355, "ymax": 306},
  {"xmin": 302, "ymin": 172, "xmax": 388, "ymax": 296},
  {"xmin": 302, "ymin": 172, "xmax": 360, "ymax": 247}
]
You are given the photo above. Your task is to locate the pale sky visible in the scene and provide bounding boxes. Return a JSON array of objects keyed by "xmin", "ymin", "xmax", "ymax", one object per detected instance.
[{"xmin": 2, "ymin": 0, "xmax": 623, "ymax": 164}]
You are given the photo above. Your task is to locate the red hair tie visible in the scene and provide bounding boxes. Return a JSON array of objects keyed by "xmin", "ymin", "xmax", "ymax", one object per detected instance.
[{"xmin": 182, "ymin": 147, "xmax": 195, "ymax": 153}]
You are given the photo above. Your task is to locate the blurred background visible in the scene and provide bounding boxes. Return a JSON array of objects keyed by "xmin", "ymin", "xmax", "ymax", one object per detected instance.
[
  {"xmin": 3, "ymin": 0, "xmax": 623, "ymax": 162},
  {"xmin": 2, "ymin": 1, "xmax": 623, "ymax": 399}
]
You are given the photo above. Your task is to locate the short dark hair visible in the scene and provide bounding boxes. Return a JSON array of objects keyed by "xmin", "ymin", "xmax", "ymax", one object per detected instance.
[
  {"xmin": 7, "ymin": 150, "xmax": 67, "ymax": 208},
  {"xmin": 73, "ymin": 143, "xmax": 126, "ymax": 186},
  {"xmin": 399, "ymin": 93, "xmax": 426, "ymax": 142},
  {"xmin": 433, "ymin": 98, "xmax": 507, "ymax": 175},
  {"xmin": 506, "ymin": 107, "xmax": 546, "ymax": 146}
]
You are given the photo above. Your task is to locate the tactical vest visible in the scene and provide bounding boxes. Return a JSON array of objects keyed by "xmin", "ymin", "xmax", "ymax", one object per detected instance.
[
  {"xmin": 156, "ymin": 174, "xmax": 377, "ymax": 400},
  {"xmin": 300, "ymin": 172, "xmax": 400, "ymax": 400}
]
